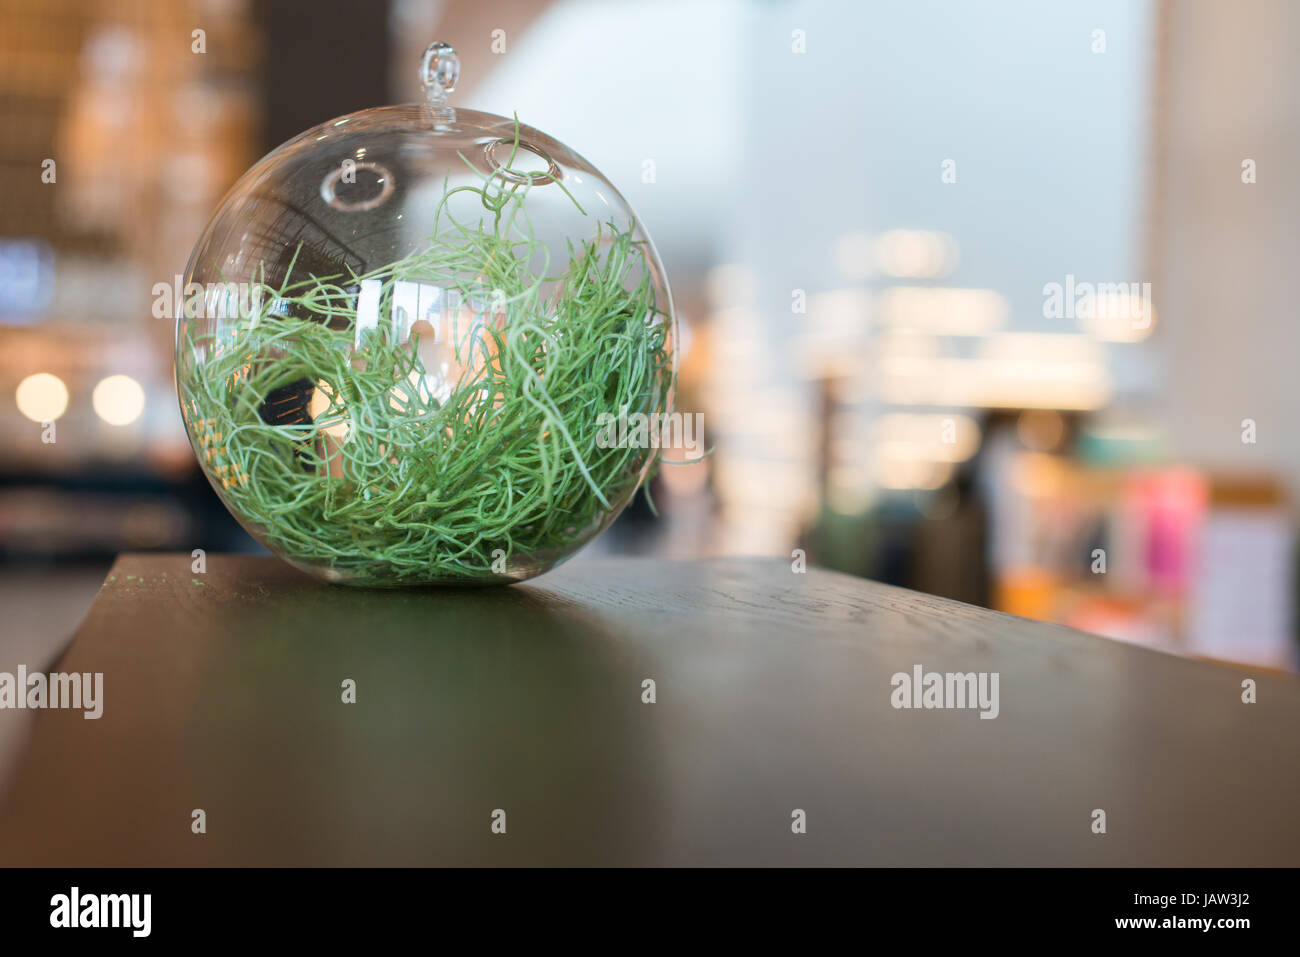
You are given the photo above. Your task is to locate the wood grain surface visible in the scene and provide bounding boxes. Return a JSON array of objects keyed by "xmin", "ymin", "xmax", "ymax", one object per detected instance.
[{"xmin": 0, "ymin": 552, "xmax": 1297, "ymax": 866}]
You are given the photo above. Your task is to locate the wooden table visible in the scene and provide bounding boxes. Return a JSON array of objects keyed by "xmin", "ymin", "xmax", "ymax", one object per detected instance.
[{"xmin": 1, "ymin": 552, "xmax": 1297, "ymax": 866}]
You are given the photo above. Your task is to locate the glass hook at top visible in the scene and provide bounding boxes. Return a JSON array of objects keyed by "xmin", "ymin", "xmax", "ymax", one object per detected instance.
[{"xmin": 420, "ymin": 42, "xmax": 460, "ymax": 107}]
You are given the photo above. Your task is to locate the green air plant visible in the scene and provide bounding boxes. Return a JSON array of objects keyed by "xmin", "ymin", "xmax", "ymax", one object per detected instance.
[{"xmin": 177, "ymin": 144, "xmax": 673, "ymax": 586}]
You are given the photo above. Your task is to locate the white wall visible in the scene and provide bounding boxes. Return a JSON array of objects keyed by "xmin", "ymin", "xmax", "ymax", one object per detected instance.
[{"xmin": 1152, "ymin": 0, "xmax": 1300, "ymax": 501}]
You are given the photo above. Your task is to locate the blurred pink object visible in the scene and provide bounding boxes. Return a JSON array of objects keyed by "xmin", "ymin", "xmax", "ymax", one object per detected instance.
[{"xmin": 1125, "ymin": 468, "xmax": 1208, "ymax": 597}]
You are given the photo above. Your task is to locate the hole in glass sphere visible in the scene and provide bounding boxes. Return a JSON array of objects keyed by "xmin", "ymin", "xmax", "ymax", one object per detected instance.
[
  {"xmin": 320, "ymin": 161, "xmax": 396, "ymax": 212},
  {"xmin": 484, "ymin": 139, "xmax": 559, "ymax": 186}
]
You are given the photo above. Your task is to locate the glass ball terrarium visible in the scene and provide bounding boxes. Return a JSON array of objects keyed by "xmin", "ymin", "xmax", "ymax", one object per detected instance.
[{"xmin": 176, "ymin": 43, "xmax": 675, "ymax": 586}]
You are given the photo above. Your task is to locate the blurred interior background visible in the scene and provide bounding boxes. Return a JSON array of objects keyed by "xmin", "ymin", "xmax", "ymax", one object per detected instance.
[{"xmin": 2, "ymin": 0, "xmax": 1297, "ymax": 672}]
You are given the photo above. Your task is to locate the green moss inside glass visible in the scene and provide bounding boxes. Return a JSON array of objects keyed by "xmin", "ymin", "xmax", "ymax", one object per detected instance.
[{"xmin": 176, "ymin": 43, "xmax": 675, "ymax": 586}]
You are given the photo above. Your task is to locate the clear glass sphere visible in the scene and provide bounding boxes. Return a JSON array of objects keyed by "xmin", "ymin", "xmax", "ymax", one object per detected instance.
[{"xmin": 176, "ymin": 45, "xmax": 675, "ymax": 586}]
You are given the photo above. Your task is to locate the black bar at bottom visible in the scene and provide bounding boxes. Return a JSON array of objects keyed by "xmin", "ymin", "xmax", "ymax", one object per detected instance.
[{"xmin": 0, "ymin": 867, "xmax": 1284, "ymax": 942}]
